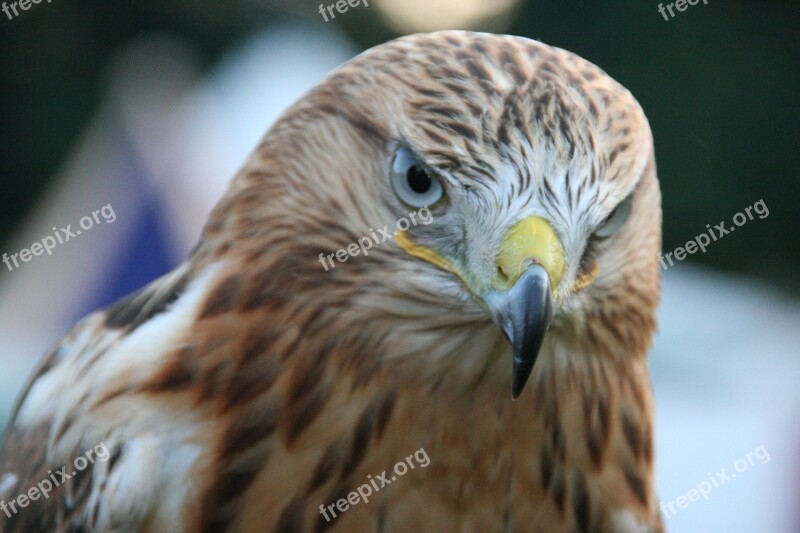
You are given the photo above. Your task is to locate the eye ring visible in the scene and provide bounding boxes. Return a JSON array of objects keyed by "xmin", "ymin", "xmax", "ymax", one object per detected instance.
[
  {"xmin": 594, "ymin": 193, "xmax": 633, "ymax": 238},
  {"xmin": 391, "ymin": 146, "xmax": 444, "ymax": 208}
]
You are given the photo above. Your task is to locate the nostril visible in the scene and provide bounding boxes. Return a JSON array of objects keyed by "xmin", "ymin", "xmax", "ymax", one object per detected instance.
[{"xmin": 497, "ymin": 265, "xmax": 509, "ymax": 283}]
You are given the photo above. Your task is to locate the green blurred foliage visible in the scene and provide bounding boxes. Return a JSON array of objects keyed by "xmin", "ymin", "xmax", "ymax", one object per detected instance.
[{"xmin": 1, "ymin": 0, "xmax": 797, "ymax": 291}]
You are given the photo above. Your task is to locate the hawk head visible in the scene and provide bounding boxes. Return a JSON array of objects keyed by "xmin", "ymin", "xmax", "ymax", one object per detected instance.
[{"xmin": 200, "ymin": 30, "xmax": 660, "ymax": 400}]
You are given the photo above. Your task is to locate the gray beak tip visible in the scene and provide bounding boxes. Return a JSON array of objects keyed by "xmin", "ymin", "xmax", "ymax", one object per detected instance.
[
  {"xmin": 511, "ymin": 365, "xmax": 531, "ymax": 400},
  {"xmin": 485, "ymin": 264, "xmax": 554, "ymax": 399}
]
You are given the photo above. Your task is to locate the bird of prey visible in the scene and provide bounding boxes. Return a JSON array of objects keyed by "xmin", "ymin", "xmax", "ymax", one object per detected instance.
[{"xmin": 0, "ymin": 30, "xmax": 662, "ymax": 532}]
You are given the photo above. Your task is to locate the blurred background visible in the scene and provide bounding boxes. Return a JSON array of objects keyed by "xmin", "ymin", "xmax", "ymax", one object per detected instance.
[{"xmin": 0, "ymin": 1, "xmax": 798, "ymax": 531}]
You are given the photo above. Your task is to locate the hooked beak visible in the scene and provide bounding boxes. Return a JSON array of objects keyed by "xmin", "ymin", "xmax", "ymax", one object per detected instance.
[
  {"xmin": 485, "ymin": 265, "xmax": 553, "ymax": 398},
  {"xmin": 483, "ymin": 216, "xmax": 565, "ymax": 399}
]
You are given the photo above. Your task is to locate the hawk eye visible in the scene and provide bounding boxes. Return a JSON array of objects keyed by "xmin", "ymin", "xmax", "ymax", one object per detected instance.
[
  {"xmin": 391, "ymin": 147, "xmax": 444, "ymax": 208},
  {"xmin": 595, "ymin": 193, "xmax": 633, "ymax": 238}
]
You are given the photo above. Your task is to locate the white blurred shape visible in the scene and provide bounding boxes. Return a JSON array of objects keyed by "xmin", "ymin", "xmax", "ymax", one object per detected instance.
[
  {"xmin": 375, "ymin": 0, "xmax": 520, "ymax": 33},
  {"xmin": 162, "ymin": 22, "xmax": 355, "ymax": 251},
  {"xmin": 652, "ymin": 266, "xmax": 800, "ymax": 533}
]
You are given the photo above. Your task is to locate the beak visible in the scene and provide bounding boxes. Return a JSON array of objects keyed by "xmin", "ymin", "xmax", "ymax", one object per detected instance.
[
  {"xmin": 483, "ymin": 216, "xmax": 565, "ymax": 399},
  {"xmin": 485, "ymin": 265, "xmax": 553, "ymax": 398}
]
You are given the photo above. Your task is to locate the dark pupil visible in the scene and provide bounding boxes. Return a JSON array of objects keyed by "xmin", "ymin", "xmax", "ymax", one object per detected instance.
[{"xmin": 406, "ymin": 165, "xmax": 431, "ymax": 194}]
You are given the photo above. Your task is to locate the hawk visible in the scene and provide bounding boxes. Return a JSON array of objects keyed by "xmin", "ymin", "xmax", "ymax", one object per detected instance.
[{"xmin": 0, "ymin": 30, "xmax": 662, "ymax": 532}]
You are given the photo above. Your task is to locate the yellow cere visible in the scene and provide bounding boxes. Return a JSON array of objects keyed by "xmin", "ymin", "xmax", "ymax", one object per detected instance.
[
  {"xmin": 395, "ymin": 216, "xmax": 574, "ymax": 297},
  {"xmin": 493, "ymin": 216, "xmax": 566, "ymax": 293}
]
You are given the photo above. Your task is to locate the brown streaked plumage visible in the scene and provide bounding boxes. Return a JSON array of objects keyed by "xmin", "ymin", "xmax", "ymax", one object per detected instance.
[{"xmin": 0, "ymin": 30, "xmax": 662, "ymax": 532}]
